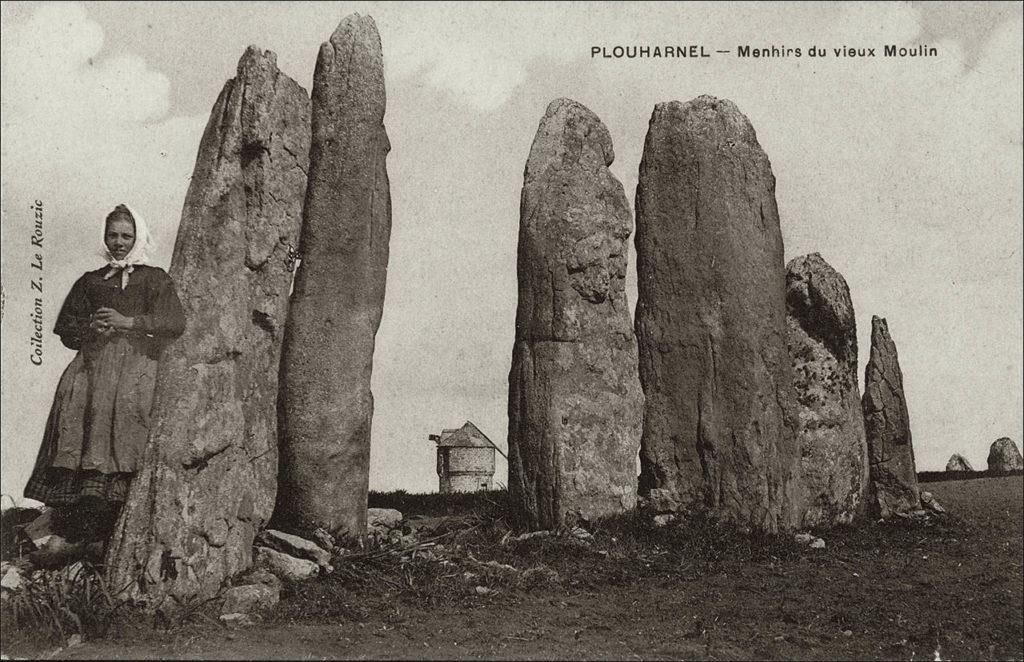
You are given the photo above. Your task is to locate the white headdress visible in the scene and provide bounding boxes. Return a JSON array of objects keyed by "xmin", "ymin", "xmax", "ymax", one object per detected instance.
[{"xmin": 101, "ymin": 204, "xmax": 156, "ymax": 289}]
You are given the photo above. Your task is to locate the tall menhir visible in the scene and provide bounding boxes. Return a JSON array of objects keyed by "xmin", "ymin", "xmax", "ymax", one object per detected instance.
[
  {"xmin": 634, "ymin": 95, "xmax": 800, "ymax": 532},
  {"xmin": 275, "ymin": 13, "xmax": 392, "ymax": 536},
  {"xmin": 107, "ymin": 47, "xmax": 310, "ymax": 602},
  {"xmin": 507, "ymin": 99, "xmax": 644, "ymax": 530},
  {"xmin": 862, "ymin": 316, "xmax": 920, "ymax": 517}
]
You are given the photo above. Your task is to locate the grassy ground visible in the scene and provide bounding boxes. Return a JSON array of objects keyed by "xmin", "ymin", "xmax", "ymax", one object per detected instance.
[{"xmin": 2, "ymin": 476, "xmax": 1021, "ymax": 660}]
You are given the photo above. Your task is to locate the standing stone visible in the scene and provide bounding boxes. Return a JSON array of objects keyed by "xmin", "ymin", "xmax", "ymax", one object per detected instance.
[
  {"xmin": 275, "ymin": 14, "xmax": 391, "ymax": 536},
  {"xmin": 786, "ymin": 253, "xmax": 868, "ymax": 528},
  {"xmin": 507, "ymin": 99, "xmax": 643, "ymax": 530},
  {"xmin": 987, "ymin": 438, "xmax": 1023, "ymax": 473},
  {"xmin": 106, "ymin": 47, "xmax": 310, "ymax": 602},
  {"xmin": 862, "ymin": 316, "xmax": 920, "ymax": 518},
  {"xmin": 634, "ymin": 95, "xmax": 800, "ymax": 533},
  {"xmin": 945, "ymin": 454, "xmax": 975, "ymax": 472}
]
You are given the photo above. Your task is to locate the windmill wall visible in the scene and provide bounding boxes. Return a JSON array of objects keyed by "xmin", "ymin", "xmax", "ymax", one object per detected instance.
[{"xmin": 438, "ymin": 446, "xmax": 495, "ymax": 493}]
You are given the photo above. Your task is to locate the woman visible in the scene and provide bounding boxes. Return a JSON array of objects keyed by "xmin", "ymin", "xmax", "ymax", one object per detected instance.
[{"xmin": 24, "ymin": 204, "xmax": 185, "ymax": 546}]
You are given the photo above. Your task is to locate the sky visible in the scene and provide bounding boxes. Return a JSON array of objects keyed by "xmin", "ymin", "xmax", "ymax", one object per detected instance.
[{"xmin": 1, "ymin": 1, "xmax": 1021, "ymax": 499}]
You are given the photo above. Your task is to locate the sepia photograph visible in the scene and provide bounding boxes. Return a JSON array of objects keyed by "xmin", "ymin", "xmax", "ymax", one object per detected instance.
[{"xmin": 1, "ymin": 1, "xmax": 1021, "ymax": 659}]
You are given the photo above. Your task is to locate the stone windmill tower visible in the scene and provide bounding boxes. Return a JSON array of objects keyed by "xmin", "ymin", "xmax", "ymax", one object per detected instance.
[{"xmin": 428, "ymin": 421, "xmax": 505, "ymax": 493}]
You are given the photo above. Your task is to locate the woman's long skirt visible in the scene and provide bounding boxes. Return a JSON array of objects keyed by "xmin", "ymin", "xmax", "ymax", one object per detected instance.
[{"xmin": 24, "ymin": 335, "xmax": 158, "ymax": 507}]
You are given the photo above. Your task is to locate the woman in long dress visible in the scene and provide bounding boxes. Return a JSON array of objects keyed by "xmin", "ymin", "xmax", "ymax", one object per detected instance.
[{"xmin": 24, "ymin": 204, "xmax": 185, "ymax": 545}]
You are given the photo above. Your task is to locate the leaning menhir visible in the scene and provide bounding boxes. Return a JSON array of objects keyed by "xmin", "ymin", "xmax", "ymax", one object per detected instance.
[
  {"xmin": 107, "ymin": 47, "xmax": 310, "ymax": 601},
  {"xmin": 275, "ymin": 14, "xmax": 391, "ymax": 536},
  {"xmin": 507, "ymin": 99, "xmax": 643, "ymax": 530},
  {"xmin": 862, "ymin": 316, "xmax": 920, "ymax": 517},
  {"xmin": 786, "ymin": 253, "xmax": 868, "ymax": 528},
  {"xmin": 634, "ymin": 95, "xmax": 800, "ymax": 532}
]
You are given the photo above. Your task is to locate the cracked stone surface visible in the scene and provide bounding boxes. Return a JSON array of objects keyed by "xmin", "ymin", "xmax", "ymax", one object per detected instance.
[
  {"xmin": 987, "ymin": 438, "xmax": 1023, "ymax": 473},
  {"xmin": 786, "ymin": 253, "xmax": 868, "ymax": 528},
  {"xmin": 107, "ymin": 47, "xmax": 310, "ymax": 602},
  {"xmin": 862, "ymin": 316, "xmax": 920, "ymax": 518},
  {"xmin": 507, "ymin": 98, "xmax": 643, "ymax": 530},
  {"xmin": 634, "ymin": 95, "xmax": 800, "ymax": 533},
  {"xmin": 275, "ymin": 13, "xmax": 391, "ymax": 537}
]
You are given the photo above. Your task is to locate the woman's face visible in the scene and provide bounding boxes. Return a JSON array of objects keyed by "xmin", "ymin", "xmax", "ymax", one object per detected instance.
[{"xmin": 105, "ymin": 217, "xmax": 136, "ymax": 260}]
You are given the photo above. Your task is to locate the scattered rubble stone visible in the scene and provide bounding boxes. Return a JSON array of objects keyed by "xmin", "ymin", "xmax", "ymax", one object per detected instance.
[
  {"xmin": 219, "ymin": 613, "xmax": 253, "ymax": 627},
  {"xmin": 221, "ymin": 583, "xmax": 280, "ymax": 615},
  {"xmin": 652, "ymin": 514, "xmax": 675, "ymax": 528},
  {"xmin": 794, "ymin": 533, "xmax": 826, "ymax": 549},
  {"xmin": 33, "ymin": 535, "xmax": 54, "ymax": 548},
  {"xmin": 255, "ymin": 546, "xmax": 320, "ymax": 581},
  {"xmin": 367, "ymin": 508, "xmax": 403, "ymax": 531},
  {"xmin": 312, "ymin": 528, "xmax": 337, "ymax": 552},
  {"xmin": 256, "ymin": 529, "xmax": 332, "ymax": 568},
  {"xmin": 506, "ymin": 531, "xmax": 552, "ymax": 545},
  {"xmin": 27, "ymin": 535, "xmax": 83, "ymax": 569},
  {"xmin": 568, "ymin": 527, "xmax": 594, "ymax": 542},
  {"xmin": 920, "ymin": 492, "xmax": 946, "ymax": 514},
  {"xmin": 23, "ymin": 508, "xmax": 53, "ymax": 544},
  {"xmin": 1, "ymin": 564, "xmax": 24, "ymax": 591},
  {"xmin": 235, "ymin": 567, "xmax": 282, "ymax": 592}
]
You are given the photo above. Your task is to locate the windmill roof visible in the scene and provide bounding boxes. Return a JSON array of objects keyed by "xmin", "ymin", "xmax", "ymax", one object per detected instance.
[{"xmin": 434, "ymin": 421, "xmax": 497, "ymax": 450}]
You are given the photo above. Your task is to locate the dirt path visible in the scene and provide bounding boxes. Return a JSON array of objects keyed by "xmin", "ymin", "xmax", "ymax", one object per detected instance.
[{"xmin": 7, "ymin": 477, "xmax": 1022, "ymax": 660}]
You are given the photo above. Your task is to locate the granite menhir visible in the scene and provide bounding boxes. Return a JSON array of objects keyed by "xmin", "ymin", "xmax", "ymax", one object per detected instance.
[
  {"xmin": 987, "ymin": 437, "xmax": 1023, "ymax": 473},
  {"xmin": 945, "ymin": 453, "xmax": 974, "ymax": 472},
  {"xmin": 275, "ymin": 13, "xmax": 392, "ymax": 537},
  {"xmin": 786, "ymin": 253, "xmax": 868, "ymax": 528},
  {"xmin": 634, "ymin": 95, "xmax": 800, "ymax": 533},
  {"xmin": 862, "ymin": 316, "xmax": 920, "ymax": 517},
  {"xmin": 107, "ymin": 47, "xmax": 310, "ymax": 602},
  {"xmin": 507, "ymin": 99, "xmax": 643, "ymax": 530}
]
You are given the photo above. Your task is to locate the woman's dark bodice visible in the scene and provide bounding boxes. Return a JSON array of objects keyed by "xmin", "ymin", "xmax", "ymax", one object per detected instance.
[{"xmin": 54, "ymin": 265, "xmax": 186, "ymax": 352}]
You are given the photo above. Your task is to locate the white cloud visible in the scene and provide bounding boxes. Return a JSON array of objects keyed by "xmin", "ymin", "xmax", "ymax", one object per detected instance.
[
  {"xmin": 2, "ymin": 3, "xmax": 103, "ymax": 73},
  {"xmin": 423, "ymin": 49, "xmax": 527, "ymax": 112},
  {"xmin": 1, "ymin": 2, "xmax": 205, "ymax": 260},
  {"xmin": 2, "ymin": 3, "xmax": 169, "ymax": 123},
  {"xmin": 964, "ymin": 15, "xmax": 1024, "ymax": 145},
  {"xmin": 373, "ymin": 3, "xmax": 582, "ymax": 112}
]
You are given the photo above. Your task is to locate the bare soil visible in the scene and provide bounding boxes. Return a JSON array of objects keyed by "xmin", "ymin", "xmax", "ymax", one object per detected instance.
[{"xmin": 3, "ymin": 476, "xmax": 1021, "ymax": 660}]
